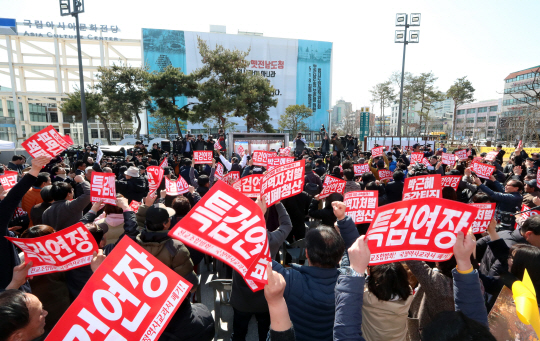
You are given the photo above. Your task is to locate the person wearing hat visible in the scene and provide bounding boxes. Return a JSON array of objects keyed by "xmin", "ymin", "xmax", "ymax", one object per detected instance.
[
  {"xmin": 523, "ymin": 179, "xmax": 540, "ymax": 207},
  {"xmin": 116, "ymin": 166, "xmax": 147, "ymax": 203}
]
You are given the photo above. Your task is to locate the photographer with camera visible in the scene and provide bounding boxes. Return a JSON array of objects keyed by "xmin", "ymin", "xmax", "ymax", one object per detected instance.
[
  {"xmin": 294, "ymin": 133, "xmax": 306, "ymax": 157},
  {"xmin": 330, "ymin": 132, "xmax": 344, "ymax": 156},
  {"xmin": 206, "ymin": 135, "xmax": 215, "ymax": 152}
]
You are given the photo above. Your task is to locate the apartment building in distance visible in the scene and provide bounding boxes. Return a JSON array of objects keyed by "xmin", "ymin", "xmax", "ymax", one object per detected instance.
[{"xmin": 455, "ymin": 99, "xmax": 502, "ymax": 140}]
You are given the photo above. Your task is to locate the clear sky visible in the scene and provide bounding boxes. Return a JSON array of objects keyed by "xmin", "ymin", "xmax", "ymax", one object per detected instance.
[{"xmin": 3, "ymin": 0, "xmax": 540, "ymax": 116}]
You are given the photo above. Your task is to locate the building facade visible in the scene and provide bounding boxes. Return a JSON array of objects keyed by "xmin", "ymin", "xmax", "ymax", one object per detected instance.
[
  {"xmin": 330, "ymin": 99, "xmax": 353, "ymax": 129},
  {"xmin": 455, "ymin": 99, "xmax": 501, "ymax": 140}
]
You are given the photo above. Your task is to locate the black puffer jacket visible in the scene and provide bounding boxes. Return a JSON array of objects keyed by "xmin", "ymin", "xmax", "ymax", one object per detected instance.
[{"xmin": 116, "ymin": 176, "xmax": 147, "ymax": 203}]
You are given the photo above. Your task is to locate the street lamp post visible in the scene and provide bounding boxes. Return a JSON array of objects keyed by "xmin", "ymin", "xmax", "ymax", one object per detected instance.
[
  {"xmin": 327, "ymin": 109, "xmax": 332, "ymax": 136},
  {"xmin": 395, "ymin": 13, "xmax": 420, "ymax": 140},
  {"xmin": 59, "ymin": 0, "xmax": 89, "ymax": 144}
]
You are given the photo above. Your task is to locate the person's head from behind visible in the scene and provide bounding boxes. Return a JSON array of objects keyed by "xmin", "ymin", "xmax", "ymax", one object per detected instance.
[
  {"xmin": 471, "ymin": 192, "xmax": 492, "ymax": 203},
  {"xmin": 305, "ymin": 226, "xmax": 345, "ymax": 268},
  {"xmin": 508, "ymin": 243, "xmax": 540, "ymax": 296},
  {"xmin": 34, "ymin": 173, "xmax": 51, "ymax": 188},
  {"xmin": 104, "ymin": 194, "xmax": 125, "ymax": 216},
  {"xmin": 50, "ymin": 182, "xmax": 73, "ymax": 201},
  {"xmin": 172, "ymin": 196, "xmax": 191, "ymax": 217},
  {"xmin": 305, "ymin": 163, "xmax": 313, "ymax": 173},
  {"xmin": 520, "ymin": 215, "xmax": 540, "ymax": 247},
  {"xmin": 315, "ymin": 158, "xmax": 323, "ymax": 167},
  {"xmin": 362, "ymin": 172, "xmax": 376, "ymax": 184},
  {"xmin": 183, "ymin": 158, "xmax": 192, "ymax": 167},
  {"xmin": 393, "ymin": 171, "xmax": 404, "ymax": 182},
  {"xmin": 21, "ymin": 225, "xmax": 54, "ymax": 238},
  {"xmin": 39, "ymin": 185, "xmax": 53, "ymax": 204},
  {"xmin": 421, "ymin": 310, "xmax": 496, "ymax": 341},
  {"xmin": 367, "ymin": 262, "xmax": 411, "ymax": 302},
  {"xmin": 442, "ymin": 187, "xmax": 457, "ymax": 201},
  {"xmin": 325, "ymin": 193, "xmax": 343, "ymax": 209},
  {"xmin": 145, "ymin": 204, "xmax": 175, "ymax": 231},
  {"xmin": 365, "ymin": 181, "xmax": 380, "ymax": 192},
  {"xmin": 0, "ymin": 290, "xmax": 48, "ymax": 341},
  {"xmin": 332, "ymin": 166, "xmax": 341, "ymax": 178},
  {"xmin": 342, "ymin": 160, "xmax": 352, "ymax": 170},
  {"xmin": 198, "ymin": 175, "xmax": 210, "ymax": 188},
  {"xmin": 343, "ymin": 168, "xmax": 354, "ymax": 181}
]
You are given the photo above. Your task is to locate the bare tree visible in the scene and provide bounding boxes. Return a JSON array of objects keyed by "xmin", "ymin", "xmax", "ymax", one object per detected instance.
[
  {"xmin": 370, "ymin": 81, "xmax": 396, "ymax": 136},
  {"xmin": 413, "ymin": 72, "xmax": 445, "ymax": 136}
]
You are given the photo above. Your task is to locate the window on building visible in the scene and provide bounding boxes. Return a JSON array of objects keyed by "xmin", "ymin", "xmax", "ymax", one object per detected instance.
[
  {"xmin": 112, "ymin": 131, "xmax": 121, "ymax": 139},
  {"xmin": 466, "ymin": 118, "xmax": 475, "ymax": 123},
  {"xmin": 91, "ymin": 129, "xmax": 98, "ymax": 138},
  {"xmin": 489, "ymin": 105, "xmax": 498, "ymax": 111},
  {"xmin": 477, "ymin": 117, "xmax": 486, "ymax": 123},
  {"xmin": 489, "ymin": 116, "xmax": 497, "ymax": 122},
  {"xmin": 31, "ymin": 126, "xmax": 47, "ymax": 132},
  {"xmin": 49, "ymin": 112, "xmax": 58, "ymax": 123},
  {"xmin": 457, "ymin": 110, "xmax": 465, "ymax": 115},
  {"xmin": 487, "ymin": 131, "xmax": 494, "ymax": 137},
  {"xmin": 467, "ymin": 109, "xmax": 476, "ymax": 114},
  {"xmin": 478, "ymin": 107, "xmax": 488, "ymax": 113},
  {"xmin": 456, "ymin": 119, "xmax": 464, "ymax": 124}
]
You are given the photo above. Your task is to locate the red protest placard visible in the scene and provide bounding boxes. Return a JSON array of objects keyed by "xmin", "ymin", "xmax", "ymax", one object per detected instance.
[
  {"xmin": 91, "ymin": 172, "xmax": 117, "ymax": 205},
  {"xmin": 455, "ymin": 150, "xmax": 468, "ymax": 161},
  {"xmin": 0, "ymin": 171, "xmax": 18, "ymax": 191},
  {"xmin": 261, "ymin": 160, "xmax": 305, "ymax": 206},
  {"xmin": 252, "ymin": 150, "xmax": 274, "ymax": 167},
  {"xmin": 159, "ymin": 158, "xmax": 168, "ymax": 169},
  {"xmin": 441, "ymin": 175, "xmax": 461, "ymax": 191},
  {"xmin": 354, "ymin": 164, "xmax": 370, "ymax": 176},
  {"xmin": 518, "ymin": 140, "xmax": 523, "ymax": 149},
  {"xmin": 473, "ymin": 157, "xmax": 483, "ymax": 163},
  {"xmin": 319, "ymin": 175, "xmax": 346, "ymax": 199},
  {"xmin": 470, "ymin": 203, "xmax": 496, "ymax": 234},
  {"xmin": 45, "ymin": 236, "xmax": 192, "ymax": 341},
  {"xmin": 344, "ymin": 191, "xmax": 378, "ymax": 224},
  {"xmin": 147, "ymin": 166, "xmax": 164, "ymax": 196},
  {"xmin": 129, "ymin": 200, "xmax": 141, "ymax": 213},
  {"xmin": 222, "ymin": 171, "xmax": 240, "ymax": 186},
  {"xmin": 471, "ymin": 162, "xmax": 496, "ymax": 179},
  {"xmin": 165, "ymin": 177, "xmax": 189, "ymax": 196},
  {"xmin": 169, "ymin": 181, "xmax": 270, "ymax": 291},
  {"xmin": 193, "ymin": 151, "xmax": 213, "ymax": 164},
  {"xmin": 485, "ymin": 151, "xmax": 498, "ymax": 162},
  {"xmin": 378, "ymin": 169, "xmax": 393, "ymax": 181},
  {"xmin": 6, "ymin": 222, "xmax": 97, "ymax": 276},
  {"xmin": 267, "ymin": 156, "xmax": 294, "ymax": 171},
  {"xmin": 371, "ymin": 146, "xmax": 384, "ymax": 158},
  {"xmin": 238, "ymin": 145, "xmax": 245, "ymax": 156},
  {"xmin": 411, "ymin": 153, "xmax": 424, "ymax": 163},
  {"xmin": 22, "ymin": 125, "xmax": 73, "ymax": 158},
  {"xmin": 517, "ymin": 205, "xmax": 540, "ymax": 230},
  {"xmin": 403, "ymin": 174, "xmax": 442, "ymax": 201},
  {"xmin": 537, "ymin": 168, "xmax": 540, "ymax": 183},
  {"xmin": 365, "ymin": 198, "xmax": 480, "ymax": 265},
  {"xmin": 442, "ymin": 153, "xmax": 456, "ymax": 166},
  {"xmin": 279, "ymin": 147, "xmax": 291, "ymax": 156},
  {"xmin": 214, "ymin": 163, "xmax": 224, "ymax": 181},
  {"xmin": 214, "ymin": 140, "xmax": 222, "ymax": 150},
  {"xmin": 232, "ymin": 174, "xmax": 263, "ymax": 198},
  {"xmin": 421, "ymin": 158, "xmax": 431, "ymax": 168}
]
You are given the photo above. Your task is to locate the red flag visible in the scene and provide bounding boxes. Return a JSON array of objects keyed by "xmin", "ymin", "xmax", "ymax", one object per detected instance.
[
  {"xmin": 403, "ymin": 174, "xmax": 442, "ymax": 201},
  {"xmin": 371, "ymin": 146, "xmax": 384, "ymax": 158},
  {"xmin": 22, "ymin": 125, "xmax": 73, "ymax": 158},
  {"xmin": 261, "ymin": 160, "xmax": 305, "ymax": 206},
  {"xmin": 193, "ymin": 151, "xmax": 213, "ymax": 164},
  {"xmin": 442, "ymin": 153, "xmax": 456, "ymax": 166},
  {"xmin": 470, "ymin": 203, "xmax": 496, "ymax": 234},
  {"xmin": 354, "ymin": 164, "xmax": 370, "ymax": 176},
  {"xmin": 147, "ymin": 166, "xmax": 164, "ymax": 196},
  {"xmin": 232, "ymin": 174, "xmax": 263, "ymax": 198},
  {"xmin": 45, "ymin": 237, "xmax": 192, "ymax": 341},
  {"xmin": 169, "ymin": 181, "xmax": 270, "ymax": 292},
  {"xmin": 366, "ymin": 198, "xmax": 480, "ymax": 265},
  {"xmin": 470, "ymin": 162, "xmax": 496, "ymax": 179},
  {"xmin": 165, "ymin": 177, "xmax": 189, "ymax": 196},
  {"xmin": 344, "ymin": 191, "xmax": 378, "ymax": 224},
  {"xmin": 319, "ymin": 175, "xmax": 346, "ymax": 199},
  {"xmin": 378, "ymin": 169, "xmax": 393, "ymax": 181},
  {"xmin": 441, "ymin": 175, "xmax": 461, "ymax": 191},
  {"xmin": 91, "ymin": 172, "xmax": 117, "ymax": 205}
]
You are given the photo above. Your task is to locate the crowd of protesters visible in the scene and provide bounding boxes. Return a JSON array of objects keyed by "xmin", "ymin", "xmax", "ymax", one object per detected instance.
[{"xmin": 1, "ymin": 129, "xmax": 540, "ymax": 341}]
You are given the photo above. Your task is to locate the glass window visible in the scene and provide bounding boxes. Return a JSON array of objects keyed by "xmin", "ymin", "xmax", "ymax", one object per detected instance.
[
  {"xmin": 467, "ymin": 109, "xmax": 476, "ymax": 114},
  {"xmin": 489, "ymin": 105, "xmax": 498, "ymax": 111},
  {"xmin": 91, "ymin": 129, "xmax": 98, "ymax": 138},
  {"xmin": 457, "ymin": 109, "xmax": 465, "ymax": 115},
  {"xmin": 466, "ymin": 118, "xmax": 475, "ymax": 123},
  {"xmin": 456, "ymin": 119, "xmax": 464, "ymax": 123},
  {"xmin": 112, "ymin": 131, "xmax": 121, "ymax": 139},
  {"xmin": 31, "ymin": 125, "xmax": 47, "ymax": 132},
  {"xmin": 487, "ymin": 131, "xmax": 494, "ymax": 137},
  {"xmin": 477, "ymin": 117, "xmax": 486, "ymax": 123},
  {"xmin": 478, "ymin": 107, "xmax": 488, "ymax": 113},
  {"xmin": 489, "ymin": 116, "xmax": 497, "ymax": 122}
]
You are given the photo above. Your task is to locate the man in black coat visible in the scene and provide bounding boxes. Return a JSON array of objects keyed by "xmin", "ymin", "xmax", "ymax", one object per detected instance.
[
  {"xmin": 385, "ymin": 170, "xmax": 405, "ymax": 203},
  {"xmin": 116, "ymin": 166, "xmax": 147, "ymax": 203}
]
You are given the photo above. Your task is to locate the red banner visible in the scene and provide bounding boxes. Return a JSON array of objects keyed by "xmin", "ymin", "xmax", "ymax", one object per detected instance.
[
  {"xmin": 411, "ymin": 153, "xmax": 424, "ymax": 163},
  {"xmin": 267, "ymin": 156, "xmax": 294, "ymax": 171},
  {"xmin": 169, "ymin": 181, "xmax": 270, "ymax": 292},
  {"xmin": 485, "ymin": 151, "xmax": 498, "ymax": 162},
  {"xmin": 344, "ymin": 191, "xmax": 378, "ymax": 224},
  {"xmin": 22, "ymin": 125, "xmax": 73, "ymax": 158},
  {"xmin": 6, "ymin": 222, "xmax": 98, "ymax": 276},
  {"xmin": 252, "ymin": 150, "xmax": 274, "ymax": 167},
  {"xmin": 0, "ymin": 171, "xmax": 18, "ymax": 191},
  {"xmin": 214, "ymin": 163, "xmax": 224, "ymax": 181},
  {"xmin": 147, "ymin": 166, "xmax": 164, "ymax": 196},
  {"xmin": 232, "ymin": 174, "xmax": 263, "ymax": 198},
  {"xmin": 279, "ymin": 147, "xmax": 291, "ymax": 156},
  {"xmin": 354, "ymin": 164, "xmax": 370, "ymax": 176},
  {"xmin": 159, "ymin": 158, "xmax": 168, "ymax": 169},
  {"xmin": 365, "ymin": 198, "xmax": 480, "ymax": 265},
  {"xmin": 261, "ymin": 160, "xmax": 305, "ymax": 206},
  {"xmin": 165, "ymin": 177, "xmax": 189, "ymax": 196},
  {"xmin": 371, "ymin": 146, "xmax": 384, "ymax": 158},
  {"xmin": 537, "ymin": 168, "xmax": 540, "ymax": 183},
  {"xmin": 222, "ymin": 171, "xmax": 240, "ymax": 186},
  {"xmin": 442, "ymin": 153, "xmax": 456, "ymax": 166},
  {"xmin": 129, "ymin": 200, "xmax": 141, "ymax": 213},
  {"xmin": 441, "ymin": 175, "xmax": 461, "ymax": 191},
  {"xmin": 91, "ymin": 172, "xmax": 117, "ymax": 205},
  {"xmin": 455, "ymin": 150, "xmax": 468, "ymax": 161},
  {"xmin": 378, "ymin": 169, "xmax": 393, "ymax": 181},
  {"xmin": 471, "ymin": 162, "xmax": 496, "ymax": 179},
  {"xmin": 193, "ymin": 151, "xmax": 213, "ymax": 164},
  {"xmin": 319, "ymin": 175, "xmax": 346, "ymax": 199},
  {"xmin": 470, "ymin": 203, "xmax": 496, "ymax": 234},
  {"xmin": 45, "ymin": 237, "xmax": 192, "ymax": 341},
  {"xmin": 403, "ymin": 174, "xmax": 442, "ymax": 200},
  {"xmin": 237, "ymin": 145, "xmax": 245, "ymax": 156}
]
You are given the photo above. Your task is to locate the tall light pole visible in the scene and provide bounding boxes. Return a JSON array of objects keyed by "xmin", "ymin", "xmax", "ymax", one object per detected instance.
[
  {"xmin": 59, "ymin": 0, "xmax": 89, "ymax": 144},
  {"xmin": 395, "ymin": 13, "xmax": 420, "ymax": 139}
]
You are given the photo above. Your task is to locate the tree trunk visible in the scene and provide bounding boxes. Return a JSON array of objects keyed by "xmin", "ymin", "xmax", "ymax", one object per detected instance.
[
  {"xmin": 99, "ymin": 116, "xmax": 112, "ymax": 144},
  {"xmin": 451, "ymin": 102, "xmax": 457, "ymax": 145},
  {"xmin": 135, "ymin": 113, "xmax": 142, "ymax": 139},
  {"xmin": 174, "ymin": 117, "xmax": 183, "ymax": 138}
]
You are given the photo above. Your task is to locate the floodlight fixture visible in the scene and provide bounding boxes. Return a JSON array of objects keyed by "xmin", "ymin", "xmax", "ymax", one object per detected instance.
[
  {"xmin": 395, "ymin": 30, "xmax": 405, "ymax": 43},
  {"xmin": 409, "ymin": 30, "xmax": 420, "ymax": 43},
  {"xmin": 59, "ymin": 0, "xmax": 84, "ymax": 16},
  {"xmin": 410, "ymin": 13, "xmax": 421, "ymax": 26},
  {"xmin": 396, "ymin": 13, "xmax": 407, "ymax": 26}
]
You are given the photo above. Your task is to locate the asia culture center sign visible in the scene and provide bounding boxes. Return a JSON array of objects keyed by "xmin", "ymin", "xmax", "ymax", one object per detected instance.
[{"xmin": 142, "ymin": 29, "xmax": 332, "ymax": 131}]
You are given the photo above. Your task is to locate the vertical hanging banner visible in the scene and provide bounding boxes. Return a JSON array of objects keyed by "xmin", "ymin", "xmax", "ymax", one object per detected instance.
[
  {"xmin": 411, "ymin": 153, "xmax": 424, "ymax": 163},
  {"xmin": 252, "ymin": 151, "xmax": 274, "ymax": 167},
  {"xmin": 470, "ymin": 203, "xmax": 496, "ymax": 234},
  {"xmin": 378, "ymin": 169, "xmax": 393, "ymax": 181},
  {"xmin": 366, "ymin": 198, "xmax": 480, "ymax": 265},
  {"xmin": 319, "ymin": 175, "xmax": 346, "ymax": 199},
  {"xmin": 91, "ymin": 172, "xmax": 117, "ymax": 205},
  {"xmin": 169, "ymin": 181, "xmax": 269, "ymax": 292},
  {"xmin": 261, "ymin": 160, "xmax": 305, "ymax": 206},
  {"xmin": 344, "ymin": 191, "xmax": 378, "ymax": 224},
  {"xmin": 0, "ymin": 171, "xmax": 18, "ymax": 191},
  {"xmin": 279, "ymin": 147, "xmax": 291, "ymax": 156},
  {"xmin": 455, "ymin": 150, "xmax": 468, "ymax": 161},
  {"xmin": 214, "ymin": 163, "xmax": 224, "ymax": 181},
  {"xmin": 22, "ymin": 125, "xmax": 73, "ymax": 158},
  {"xmin": 354, "ymin": 164, "xmax": 370, "ymax": 176},
  {"xmin": 193, "ymin": 151, "xmax": 213, "ymax": 164},
  {"xmin": 6, "ymin": 222, "xmax": 98, "ymax": 276},
  {"xmin": 442, "ymin": 153, "xmax": 456, "ymax": 166},
  {"xmin": 147, "ymin": 166, "xmax": 164, "ymax": 196},
  {"xmin": 232, "ymin": 174, "xmax": 263, "ymax": 198},
  {"xmin": 222, "ymin": 171, "xmax": 240, "ymax": 186},
  {"xmin": 165, "ymin": 177, "xmax": 189, "ymax": 196},
  {"xmin": 403, "ymin": 174, "xmax": 442, "ymax": 200},
  {"xmin": 267, "ymin": 157, "xmax": 295, "ymax": 171},
  {"xmin": 470, "ymin": 162, "xmax": 496, "ymax": 179},
  {"xmin": 371, "ymin": 146, "xmax": 384, "ymax": 158},
  {"xmin": 45, "ymin": 237, "xmax": 193, "ymax": 341},
  {"xmin": 441, "ymin": 175, "xmax": 461, "ymax": 191}
]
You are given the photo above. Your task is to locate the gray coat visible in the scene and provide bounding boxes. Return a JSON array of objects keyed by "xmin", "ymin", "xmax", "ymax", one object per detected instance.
[{"xmin": 43, "ymin": 181, "xmax": 91, "ymax": 231}]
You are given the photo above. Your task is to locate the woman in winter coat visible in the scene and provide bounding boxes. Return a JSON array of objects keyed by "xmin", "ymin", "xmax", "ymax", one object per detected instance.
[{"xmin": 95, "ymin": 194, "xmax": 126, "ymax": 245}]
